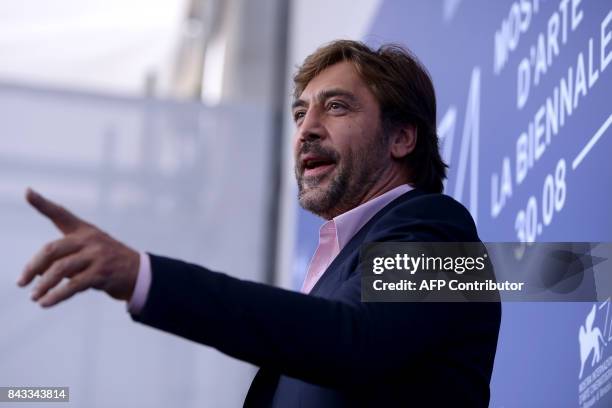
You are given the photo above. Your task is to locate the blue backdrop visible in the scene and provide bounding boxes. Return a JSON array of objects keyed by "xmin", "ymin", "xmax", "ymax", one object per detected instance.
[{"xmin": 293, "ymin": 1, "xmax": 612, "ymax": 406}]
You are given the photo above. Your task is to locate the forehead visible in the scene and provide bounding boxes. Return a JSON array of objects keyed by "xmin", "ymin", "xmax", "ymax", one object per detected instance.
[{"xmin": 298, "ymin": 61, "xmax": 375, "ymax": 103}]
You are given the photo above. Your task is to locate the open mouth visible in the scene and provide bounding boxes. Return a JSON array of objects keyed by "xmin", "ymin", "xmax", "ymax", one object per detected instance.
[{"xmin": 302, "ymin": 157, "xmax": 337, "ymax": 178}]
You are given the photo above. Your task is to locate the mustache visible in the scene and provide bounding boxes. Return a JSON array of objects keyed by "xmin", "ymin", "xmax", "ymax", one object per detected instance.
[{"xmin": 296, "ymin": 142, "xmax": 339, "ymax": 171}]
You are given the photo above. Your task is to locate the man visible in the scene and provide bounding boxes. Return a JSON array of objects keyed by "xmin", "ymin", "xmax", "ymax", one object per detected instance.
[{"xmin": 18, "ymin": 40, "xmax": 500, "ymax": 407}]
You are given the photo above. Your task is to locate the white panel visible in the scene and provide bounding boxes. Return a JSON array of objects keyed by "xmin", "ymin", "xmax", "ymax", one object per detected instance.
[
  {"xmin": 0, "ymin": 1, "xmax": 187, "ymax": 96},
  {"xmin": 0, "ymin": 84, "xmax": 270, "ymax": 407}
]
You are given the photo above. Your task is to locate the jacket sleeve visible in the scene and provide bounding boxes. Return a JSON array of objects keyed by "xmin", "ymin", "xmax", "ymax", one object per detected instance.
[{"xmin": 131, "ymin": 196, "xmax": 500, "ymax": 389}]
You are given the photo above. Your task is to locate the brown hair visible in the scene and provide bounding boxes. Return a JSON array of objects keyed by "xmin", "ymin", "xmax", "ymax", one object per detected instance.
[{"xmin": 293, "ymin": 40, "xmax": 447, "ymax": 193}]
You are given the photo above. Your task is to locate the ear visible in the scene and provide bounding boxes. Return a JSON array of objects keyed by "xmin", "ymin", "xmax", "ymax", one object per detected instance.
[{"xmin": 389, "ymin": 124, "xmax": 417, "ymax": 159}]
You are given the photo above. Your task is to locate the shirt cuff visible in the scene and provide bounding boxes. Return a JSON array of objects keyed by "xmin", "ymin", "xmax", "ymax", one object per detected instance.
[{"xmin": 127, "ymin": 252, "xmax": 152, "ymax": 315}]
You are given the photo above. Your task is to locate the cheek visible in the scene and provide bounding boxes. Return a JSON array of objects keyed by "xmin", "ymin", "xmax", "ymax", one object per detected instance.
[
  {"xmin": 332, "ymin": 123, "xmax": 369, "ymax": 157},
  {"xmin": 329, "ymin": 121, "xmax": 357, "ymax": 145},
  {"xmin": 292, "ymin": 131, "xmax": 299, "ymax": 148},
  {"xmin": 292, "ymin": 134, "xmax": 301, "ymax": 157}
]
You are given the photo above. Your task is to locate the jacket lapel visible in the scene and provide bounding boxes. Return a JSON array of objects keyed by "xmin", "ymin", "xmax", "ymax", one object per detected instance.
[{"xmin": 309, "ymin": 189, "xmax": 424, "ymax": 296}]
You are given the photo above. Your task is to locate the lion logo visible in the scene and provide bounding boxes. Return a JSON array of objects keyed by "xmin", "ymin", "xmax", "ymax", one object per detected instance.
[{"xmin": 579, "ymin": 304, "xmax": 607, "ymax": 379}]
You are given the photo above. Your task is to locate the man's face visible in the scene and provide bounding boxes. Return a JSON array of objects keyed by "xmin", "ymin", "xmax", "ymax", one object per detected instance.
[{"xmin": 292, "ymin": 61, "xmax": 390, "ymax": 219}]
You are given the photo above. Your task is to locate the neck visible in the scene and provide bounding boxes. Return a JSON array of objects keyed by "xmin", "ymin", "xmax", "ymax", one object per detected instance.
[
  {"xmin": 356, "ymin": 172, "xmax": 408, "ymax": 206},
  {"xmin": 355, "ymin": 159, "xmax": 410, "ymax": 204},
  {"xmin": 323, "ymin": 164, "xmax": 409, "ymax": 220}
]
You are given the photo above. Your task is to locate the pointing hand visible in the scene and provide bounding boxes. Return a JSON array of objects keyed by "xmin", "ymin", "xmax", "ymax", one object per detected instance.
[{"xmin": 18, "ymin": 188, "xmax": 140, "ymax": 307}]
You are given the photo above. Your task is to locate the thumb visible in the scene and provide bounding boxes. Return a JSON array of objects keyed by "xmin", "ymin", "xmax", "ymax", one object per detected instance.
[{"xmin": 25, "ymin": 188, "xmax": 84, "ymax": 234}]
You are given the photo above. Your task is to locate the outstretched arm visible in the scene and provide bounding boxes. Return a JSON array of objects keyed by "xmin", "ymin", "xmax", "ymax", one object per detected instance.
[
  {"xmin": 18, "ymin": 189, "xmax": 499, "ymax": 390},
  {"xmin": 132, "ymin": 253, "xmax": 486, "ymax": 389}
]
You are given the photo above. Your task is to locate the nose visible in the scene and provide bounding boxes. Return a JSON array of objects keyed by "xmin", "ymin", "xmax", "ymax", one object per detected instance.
[{"xmin": 296, "ymin": 108, "xmax": 326, "ymax": 143}]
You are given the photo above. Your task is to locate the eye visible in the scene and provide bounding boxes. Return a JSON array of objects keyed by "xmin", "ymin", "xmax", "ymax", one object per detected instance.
[
  {"xmin": 327, "ymin": 101, "xmax": 347, "ymax": 113},
  {"xmin": 293, "ymin": 110, "xmax": 306, "ymax": 123}
]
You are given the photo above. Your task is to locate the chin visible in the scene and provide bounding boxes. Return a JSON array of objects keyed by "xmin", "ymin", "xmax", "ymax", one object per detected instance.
[
  {"xmin": 298, "ymin": 186, "xmax": 334, "ymax": 218},
  {"xmin": 298, "ymin": 186, "xmax": 324, "ymax": 206}
]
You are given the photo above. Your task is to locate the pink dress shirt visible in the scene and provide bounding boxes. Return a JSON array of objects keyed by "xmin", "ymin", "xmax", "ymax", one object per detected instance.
[
  {"xmin": 127, "ymin": 250, "xmax": 151, "ymax": 314},
  {"xmin": 300, "ymin": 184, "xmax": 412, "ymax": 294},
  {"xmin": 128, "ymin": 184, "xmax": 413, "ymax": 313}
]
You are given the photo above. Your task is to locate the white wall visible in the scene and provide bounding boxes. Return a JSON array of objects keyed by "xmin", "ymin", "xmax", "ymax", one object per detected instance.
[
  {"xmin": 0, "ymin": 1, "xmax": 384, "ymax": 406},
  {"xmin": 0, "ymin": 83, "xmax": 271, "ymax": 408},
  {"xmin": 0, "ymin": 1, "xmax": 188, "ymax": 97}
]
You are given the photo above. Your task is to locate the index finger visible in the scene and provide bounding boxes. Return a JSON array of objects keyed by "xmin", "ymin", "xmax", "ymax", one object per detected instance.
[{"xmin": 25, "ymin": 188, "xmax": 83, "ymax": 234}]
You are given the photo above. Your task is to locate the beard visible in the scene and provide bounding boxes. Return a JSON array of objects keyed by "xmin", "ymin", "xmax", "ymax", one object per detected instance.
[{"xmin": 295, "ymin": 134, "xmax": 388, "ymax": 220}]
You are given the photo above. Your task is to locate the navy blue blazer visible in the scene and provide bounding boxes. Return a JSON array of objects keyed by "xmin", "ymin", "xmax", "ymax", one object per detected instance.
[{"xmin": 132, "ymin": 189, "xmax": 501, "ymax": 407}]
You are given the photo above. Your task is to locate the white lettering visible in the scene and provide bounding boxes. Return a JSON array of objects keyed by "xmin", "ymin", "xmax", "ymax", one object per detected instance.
[
  {"xmin": 588, "ymin": 37, "xmax": 600, "ymax": 88},
  {"xmin": 516, "ymin": 133, "xmax": 528, "ymax": 185},
  {"xmin": 571, "ymin": 0, "xmax": 583, "ymax": 32},
  {"xmin": 534, "ymin": 105, "xmax": 546, "ymax": 161},
  {"xmin": 602, "ymin": 10, "xmax": 612, "ymax": 72},
  {"xmin": 547, "ymin": 11, "xmax": 560, "ymax": 65},
  {"xmin": 517, "ymin": 58, "xmax": 531, "ymax": 109},
  {"xmin": 491, "ymin": 157, "xmax": 513, "ymax": 218},
  {"xmin": 454, "ymin": 68, "xmax": 481, "ymax": 224},
  {"xmin": 573, "ymin": 52, "xmax": 587, "ymax": 109}
]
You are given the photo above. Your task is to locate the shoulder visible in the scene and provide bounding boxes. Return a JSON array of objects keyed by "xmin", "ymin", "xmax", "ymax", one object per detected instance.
[{"xmin": 366, "ymin": 190, "xmax": 479, "ymax": 242}]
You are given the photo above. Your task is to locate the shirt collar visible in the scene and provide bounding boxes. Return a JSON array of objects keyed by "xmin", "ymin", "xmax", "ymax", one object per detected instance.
[{"xmin": 329, "ymin": 184, "xmax": 413, "ymax": 250}]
